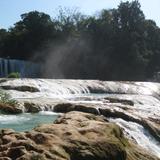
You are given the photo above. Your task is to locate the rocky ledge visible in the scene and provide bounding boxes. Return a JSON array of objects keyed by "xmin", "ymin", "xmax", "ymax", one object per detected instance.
[
  {"xmin": 0, "ymin": 79, "xmax": 160, "ymax": 159},
  {"xmin": 0, "ymin": 96, "xmax": 160, "ymax": 144},
  {"xmin": 0, "ymin": 111, "xmax": 159, "ymax": 160}
]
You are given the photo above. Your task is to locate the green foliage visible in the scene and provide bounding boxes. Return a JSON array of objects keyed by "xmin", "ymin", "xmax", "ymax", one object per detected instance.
[
  {"xmin": 7, "ymin": 72, "xmax": 20, "ymax": 78},
  {"xmin": 1, "ymin": 11, "xmax": 57, "ymax": 60},
  {"xmin": 0, "ymin": 1, "xmax": 160, "ymax": 80},
  {"xmin": 0, "ymin": 90, "xmax": 18, "ymax": 106}
]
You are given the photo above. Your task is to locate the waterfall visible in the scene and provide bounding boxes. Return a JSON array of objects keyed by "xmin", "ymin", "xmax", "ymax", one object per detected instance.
[
  {"xmin": 2, "ymin": 79, "xmax": 160, "ymax": 99},
  {"xmin": 109, "ymin": 118, "xmax": 160, "ymax": 158},
  {"xmin": 0, "ymin": 79, "xmax": 160, "ymax": 158},
  {"xmin": 0, "ymin": 58, "xmax": 41, "ymax": 78}
]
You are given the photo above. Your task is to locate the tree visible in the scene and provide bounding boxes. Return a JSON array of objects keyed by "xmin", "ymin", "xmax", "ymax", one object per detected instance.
[
  {"xmin": 144, "ymin": 20, "xmax": 160, "ymax": 78},
  {"xmin": 0, "ymin": 1, "xmax": 160, "ymax": 80},
  {"xmin": 3, "ymin": 11, "xmax": 57, "ymax": 60},
  {"xmin": 0, "ymin": 29, "xmax": 8, "ymax": 57},
  {"xmin": 110, "ymin": 0, "xmax": 148, "ymax": 80}
]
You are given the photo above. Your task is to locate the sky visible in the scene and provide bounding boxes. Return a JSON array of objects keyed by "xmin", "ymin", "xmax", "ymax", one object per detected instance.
[{"xmin": 0, "ymin": 0, "xmax": 160, "ymax": 29}]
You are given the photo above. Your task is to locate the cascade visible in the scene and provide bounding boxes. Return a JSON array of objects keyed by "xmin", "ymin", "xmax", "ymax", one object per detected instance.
[
  {"xmin": 0, "ymin": 79, "xmax": 160, "ymax": 158},
  {"xmin": 109, "ymin": 118, "xmax": 160, "ymax": 158},
  {"xmin": 0, "ymin": 58, "xmax": 41, "ymax": 77}
]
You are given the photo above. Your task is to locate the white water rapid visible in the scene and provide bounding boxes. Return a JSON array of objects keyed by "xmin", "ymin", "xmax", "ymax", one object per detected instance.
[
  {"xmin": 0, "ymin": 79, "xmax": 160, "ymax": 158},
  {"xmin": 110, "ymin": 118, "xmax": 160, "ymax": 158}
]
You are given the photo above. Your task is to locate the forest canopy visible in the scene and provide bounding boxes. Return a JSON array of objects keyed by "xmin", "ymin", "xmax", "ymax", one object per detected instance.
[{"xmin": 0, "ymin": 0, "xmax": 160, "ymax": 80}]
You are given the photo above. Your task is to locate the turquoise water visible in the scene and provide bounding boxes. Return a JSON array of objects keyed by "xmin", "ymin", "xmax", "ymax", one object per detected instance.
[{"xmin": 0, "ymin": 111, "xmax": 59, "ymax": 132}]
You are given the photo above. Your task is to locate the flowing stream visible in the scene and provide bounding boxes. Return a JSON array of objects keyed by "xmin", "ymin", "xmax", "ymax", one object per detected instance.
[
  {"xmin": 0, "ymin": 79, "xmax": 160, "ymax": 158},
  {"xmin": 109, "ymin": 118, "xmax": 160, "ymax": 158}
]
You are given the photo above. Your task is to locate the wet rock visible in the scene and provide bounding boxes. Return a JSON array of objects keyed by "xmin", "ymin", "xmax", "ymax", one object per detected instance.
[
  {"xmin": 0, "ymin": 103, "xmax": 22, "ymax": 114},
  {"xmin": 104, "ymin": 97, "xmax": 134, "ymax": 106},
  {"xmin": 141, "ymin": 119, "xmax": 160, "ymax": 142},
  {"xmin": 24, "ymin": 102, "xmax": 41, "ymax": 113},
  {"xmin": 99, "ymin": 108, "xmax": 140, "ymax": 122},
  {"xmin": 0, "ymin": 85, "xmax": 39, "ymax": 92},
  {"xmin": 99, "ymin": 107, "xmax": 160, "ymax": 143},
  {"xmin": 0, "ymin": 111, "xmax": 159, "ymax": 160},
  {"xmin": 0, "ymin": 79, "xmax": 160, "ymax": 159},
  {"xmin": 0, "ymin": 79, "xmax": 8, "ymax": 83},
  {"xmin": 54, "ymin": 103, "xmax": 99, "ymax": 115}
]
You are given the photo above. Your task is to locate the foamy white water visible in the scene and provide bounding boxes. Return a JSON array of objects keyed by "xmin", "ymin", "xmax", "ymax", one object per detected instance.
[
  {"xmin": 2, "ymin": 79, "xmax": 160, "ymax": 99},
  {"xmin": 0, "ymin": 114, "xmax": 30, "ymax": 124},
  {"xmin": 39, "ymin": 111, "xmax": 62, "ymax": 115},
  {"xmin": 0, "ymin": 79, "xmax": 160, "ymax": 158},
  {"xmin": 109, "ymin": 118, "xmax": 160, "ymax": 158}
]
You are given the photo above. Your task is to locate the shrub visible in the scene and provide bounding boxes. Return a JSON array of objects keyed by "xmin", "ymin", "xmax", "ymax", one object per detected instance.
[
  {"xmin": 7, "ymin": 72, "xmax": 20, "ymax": 78},
  {"xmin": 0, "ymin": 90, "xmax": 18, "ymax": 106}
]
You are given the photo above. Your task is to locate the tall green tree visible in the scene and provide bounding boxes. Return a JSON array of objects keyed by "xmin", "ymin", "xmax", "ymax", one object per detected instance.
[
  {"xmin": 0, "ymin": 1, "xmax": 160, "ymax": 80},
  {"xmin": 3, "ymin": 11, "xmax": 57, "ymax": 60},
  {"xmin": 110, "ymin": 0, "xmax": 148, "ymax": 80},
  {"xmin": 0, "ymin": 29, "xmax": 8, "ymax": 57}
]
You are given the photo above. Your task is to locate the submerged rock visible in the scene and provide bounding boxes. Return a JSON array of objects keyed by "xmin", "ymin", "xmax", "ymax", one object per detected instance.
[{"xmin": 0, "ymin": 111, "xmax": 159, "ymax": 160}]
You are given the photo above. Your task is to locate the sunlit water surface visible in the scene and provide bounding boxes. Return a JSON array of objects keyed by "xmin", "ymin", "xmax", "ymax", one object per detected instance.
[{"xmin": 0, "ymin": 111, "xmax": 59, "ymax": 132}]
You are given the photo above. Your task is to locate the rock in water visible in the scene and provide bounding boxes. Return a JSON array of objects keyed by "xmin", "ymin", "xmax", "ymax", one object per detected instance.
[
  {"xmin": 0, "ymin": 111, "xmax": 159, "ymax": 160},
  {"xmin": 0, "ymin": 103, "xmax": 22, "ymax": 114}
]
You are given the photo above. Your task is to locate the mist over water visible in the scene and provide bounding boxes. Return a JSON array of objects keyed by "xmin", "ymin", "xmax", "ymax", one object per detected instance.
[{"xmin": 34, "ymin": 36, "xmax": 92, "ymax": 79}]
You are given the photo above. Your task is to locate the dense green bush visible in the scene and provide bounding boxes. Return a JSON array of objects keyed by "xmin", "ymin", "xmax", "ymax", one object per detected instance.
[{"xmin": 7, "ymin": 72, "xmax": 20, "ymax": 78}]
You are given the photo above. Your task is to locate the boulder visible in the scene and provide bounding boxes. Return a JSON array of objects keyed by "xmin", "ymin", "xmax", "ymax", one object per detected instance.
[
  {"xmin": 0, "ymin": 103, "xmax": 22, "ymax": 114},
  {"xmin": 0, "ymin": 111, "xmax": 159, "ymax": 160},
  {"xmin": 24, "ymin": 102, "xmax": 41, "ymax": 113},
  {"xmin": 54, "ymin": 103, "xmax": 99, "ymax": 115}
]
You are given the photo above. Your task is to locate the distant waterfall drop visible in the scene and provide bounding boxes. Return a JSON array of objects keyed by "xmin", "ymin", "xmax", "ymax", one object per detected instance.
[{"xmin": 0, "ymin": 58, "xmax": 41, "ymax": 78}]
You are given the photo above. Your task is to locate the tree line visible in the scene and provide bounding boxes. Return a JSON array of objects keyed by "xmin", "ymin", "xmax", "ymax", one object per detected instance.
[{"xmin": 0, "ymin": 0, "xmax": 160, "ymax": 80}]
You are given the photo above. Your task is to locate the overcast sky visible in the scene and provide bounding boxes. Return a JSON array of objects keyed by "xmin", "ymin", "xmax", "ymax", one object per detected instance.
[{"xmin": 0, "ymin": 0, "xmax": 160, "ymax": 29}]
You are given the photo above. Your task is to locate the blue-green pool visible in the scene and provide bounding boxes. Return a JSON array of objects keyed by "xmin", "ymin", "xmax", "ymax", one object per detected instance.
[{"xmin": 0, "ymin": 111, "xmax": 59, "ymax": 132}]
